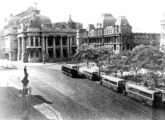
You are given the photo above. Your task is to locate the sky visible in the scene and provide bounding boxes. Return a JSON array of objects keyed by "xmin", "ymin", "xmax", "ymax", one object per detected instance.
[{"xmin": 0, "ymin": 0, "xmax": 165, "ymax": 33}]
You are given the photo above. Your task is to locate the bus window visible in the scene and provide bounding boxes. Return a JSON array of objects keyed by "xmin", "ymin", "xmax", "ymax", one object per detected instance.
[
  {"xmin": 118, "ymin": 81, "xmax": 125, "ymax": 86},
  {"xmin": 139, "ymin": 91, "xmax": 152, "ymax": 98}
]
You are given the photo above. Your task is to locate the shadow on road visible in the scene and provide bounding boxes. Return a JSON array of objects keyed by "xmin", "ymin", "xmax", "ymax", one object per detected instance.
[{"xmin": 30, "ymin": 95, "xmax": 53, "ymax": 105}]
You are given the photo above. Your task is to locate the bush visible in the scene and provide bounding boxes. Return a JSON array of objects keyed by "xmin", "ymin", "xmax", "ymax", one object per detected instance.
[{"xmin": 121, "ymin": 74, "xmax": 144, "ymax": 83}]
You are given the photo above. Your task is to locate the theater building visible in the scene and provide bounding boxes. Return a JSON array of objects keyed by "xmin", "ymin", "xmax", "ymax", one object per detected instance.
[
  {"xmin": 77, "ymin": 13, "xmax": 160, "ymax": 53},
  {"xmin": 0, "ymin": 7, "xmax": 82, "ymax": 62}
]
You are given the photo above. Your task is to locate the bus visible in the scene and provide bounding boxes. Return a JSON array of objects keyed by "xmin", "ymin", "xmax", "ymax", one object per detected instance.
[
  {"xmin": 83, "ymin": 68, "xmax": 99, "ymax": 81},
  {"xmin": 61, "ymin": 64, "xmax": 79, "ymax": 78},
  {"xmin": 126, "ymin": 83, "xmax": 162, "ymax": 107},
  {"xmin": 155, "ymin": 88, "xmax": 165, "ymax": 102},
  {"xmin": 100, "ymin": 75, "xmax": 126, "ymax": 93}
]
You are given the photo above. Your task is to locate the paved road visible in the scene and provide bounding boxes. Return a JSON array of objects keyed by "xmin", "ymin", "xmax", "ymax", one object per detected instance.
[{"xmin": 1, "ymin": 64, "xmax": 165, "ymax": 120}]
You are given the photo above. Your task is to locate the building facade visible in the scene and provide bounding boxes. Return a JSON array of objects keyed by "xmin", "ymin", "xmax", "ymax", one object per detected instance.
[
  {"xmin": 77, "ymin": 13, "xmax": 160, "ymax": 53},
  {"xmin": 0, "ymin": 7, "xmax": 82, "ymax": 62},
  {"xmin": 160, "ymin": 13, "xmax": 165, "ymax": 51}
]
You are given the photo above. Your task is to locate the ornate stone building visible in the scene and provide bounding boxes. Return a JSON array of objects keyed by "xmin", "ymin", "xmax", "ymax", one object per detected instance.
[
  {"xmin": 77, "ymin": 13, "xmax": 160, "ymax": 53},
  {"xmin": 0, "ymin": 7, "xmax": 82, "ymax": 62},
  {"xmin": 160, "ymin": 13, "xmax": 165, "ymax": 51}
]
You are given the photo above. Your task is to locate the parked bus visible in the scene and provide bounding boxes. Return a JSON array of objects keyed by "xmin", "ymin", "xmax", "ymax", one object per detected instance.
[
  {"xmin": 83, "ymin": 68, "xmax": 99, "ymax": 81},
  {"xmin": 61, "ymin": 64, "xmax": 79, "ymax": 78},
  {"xmin": 155, "ymin": 88, "xmax": 165, "ymax": 102},
  {"xmin": 126, "ymin": 83, "xmax": 162, "ymax": 107},
  {"xmin": 100, "ymin": 75, "xmax": 126, "ymax": 93}
]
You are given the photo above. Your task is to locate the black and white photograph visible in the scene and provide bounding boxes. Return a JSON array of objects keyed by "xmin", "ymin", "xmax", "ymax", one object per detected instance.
[{"xmin": 0, "ymin": 0, "xmax": 165, "ymax": 120}]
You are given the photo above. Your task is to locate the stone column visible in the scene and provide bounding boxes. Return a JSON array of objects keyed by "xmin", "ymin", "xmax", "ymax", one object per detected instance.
[
  {"xmin": 38, "ymin": 37, "xmax": 41, "ymax": 46},
  {"xmin": 67, "ymin": 36, "xmax": 70, "ymax": 57},
  {"xmin": 21, "ymin": 37, "xmax": 25, "ymax": 62},
  {"xmin": 28, "ymin": 37, "xmax": 31, "ymax": 46},
  {"xmin": 60, "ymin": 36, "xmax": 63, "ymax": 58},
  {"xmin": 70, "ymin": 36, "xmax": 72, "ymax": 55},
  {"xmin": 42, "ymin": 36, "xmax": 46, "ymax": 63},
  {"xmin": 46, "ymin": 36, "xmax": 48, "ymax": 54},
  {"xmin": 17, "ymin": 38, "xmax": 21, "ymax": 61},
  {"xmin": 53, "ymin": 36, "xmax": 56, "ymax": 59},
  {"xmin": 33, "ymin": 36, "xmax": 36, "ymax": 46}
]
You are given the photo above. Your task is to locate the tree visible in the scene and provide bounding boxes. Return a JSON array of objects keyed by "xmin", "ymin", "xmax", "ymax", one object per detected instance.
[
  {"xmin": 131, "ymin": 45, "xmax": 147, "ymax": 78},
  {"xmin": 109, "ymin": 52, "xmax": 130, "ymax": 77},
  {"xmin": 131, "ymin": 45, "xmax": 164, "ymax": 85},
  {"xmin": 74, "ymin": 46, "xmax": 114, "ymax": 80},
  {"xmin": 142, "ymin": 72, "xmax": 161, "ymax": 88},
  {"xmin": 73, "ymin": 45, "xmax": 96, "ymax": 68}
]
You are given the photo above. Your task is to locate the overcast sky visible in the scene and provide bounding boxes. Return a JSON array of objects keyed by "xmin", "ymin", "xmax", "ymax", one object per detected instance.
[{"xmin": 0, "ymin": 0, "xmax": 165, "ymax": 33}]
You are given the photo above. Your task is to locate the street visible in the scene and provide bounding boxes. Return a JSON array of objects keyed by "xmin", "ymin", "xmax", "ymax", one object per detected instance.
[{"xmin": 1, "ymin": 63, "xmax": 165, "ymax": 120}]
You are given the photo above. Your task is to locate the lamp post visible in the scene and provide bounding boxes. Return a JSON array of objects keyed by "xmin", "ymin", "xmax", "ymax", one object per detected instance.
[{"xmin": 22, "ymin": 66, "xmax": 29, "ymax": 96}]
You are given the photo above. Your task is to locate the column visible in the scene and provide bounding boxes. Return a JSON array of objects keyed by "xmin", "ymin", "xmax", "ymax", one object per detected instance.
[
  {"xmin": 67, "ymin": 36, "xmax": 70, "ymax": 57},
  {"xmin": 38, "ymin": 37, "xmax": 41, "ymax": 46},
  {"xmin": 60, "ymin": 36, "xmax": 63, "ymax": 58},
  {"xmin": 21, "ymin": 37, "xmax": 25, "ymax": 62},
  {"xmin": 42, "ymin": 37, "xmax": 45, "ymax": 52},
  {"xmin": 17, "ymin": 38, "xmax": 21, "ymax": 61},
  {"xmin": 46, "ymin": 36, "xmax": 48, "ymax": 54},
  {"xmin": 53, "ymin": 36, "xmax": 56, "ymax": 59},
  {"xmin": 70, "ymin": 36, "xmax": 72, "ymax": 55},
  {"xmin": 28, "ymin": 37, "xmax": 31, "ymax": 46},
  {"xmin": 33, "ymin": 36, "xmax": 36, "ymax": 46},
  {"xmin": 42, "ymin": 36, "xmax": 46, "ymax": 63}
]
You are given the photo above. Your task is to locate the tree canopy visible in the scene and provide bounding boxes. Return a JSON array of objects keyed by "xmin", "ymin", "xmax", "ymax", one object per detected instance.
[{"xmin": 74, "ymin": 44, "xmax": 165, "ymax": 87}]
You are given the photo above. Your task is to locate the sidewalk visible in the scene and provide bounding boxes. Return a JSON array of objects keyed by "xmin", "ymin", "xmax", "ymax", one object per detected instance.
[
  {"xmin": 0, "ymin": 86, "xmax": 48, "ymax": 120},
  {"xmin": 0, "ymin": 69, "xmax": 49, "ymax": 120},
  {"xmin": 0, "ymin": 69, "xmax": 62, "ymax": 120}
]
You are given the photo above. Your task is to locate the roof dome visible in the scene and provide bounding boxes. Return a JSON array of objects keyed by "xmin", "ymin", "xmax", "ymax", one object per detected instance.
[
  {"xmin": 20, "ymin": 9, "xmax": 52, "ymax": 26},
  {"xmin": 116, "ymin": 16, "xmax": 130, "ymax": 26},
  {"xmin": 97, "ymin": 13, "xmax": 116, "ymax": 28}
]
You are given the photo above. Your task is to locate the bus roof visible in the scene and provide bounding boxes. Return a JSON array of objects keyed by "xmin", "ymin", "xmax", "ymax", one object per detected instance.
[
  {"xmin": 63, "ymin": 64, "xmax": 78, "ymax": 69},
  {"xmin": 101, "ymin": 75, "xmax": 125, "ymax": 82},
  {"xmin": 83, "ymin": 68, "xmax": 98, "ymax": 73},
  {"xmin": 126, "ymin": 83, "xmax": 159, "ymax": 94}
]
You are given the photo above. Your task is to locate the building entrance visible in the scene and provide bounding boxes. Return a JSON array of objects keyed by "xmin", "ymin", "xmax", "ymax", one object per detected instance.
[{"xmin": 48, "ymin": 48, "xmax": 53, "ymax": 58}]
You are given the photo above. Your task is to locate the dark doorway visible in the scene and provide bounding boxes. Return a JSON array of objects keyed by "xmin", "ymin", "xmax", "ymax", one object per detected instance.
[
  {"xmin": 55, "ymin": 36, "xmax": 61, "ymax": 46},
  {"xmin": 48, "ymin": 36, "xmax": 53, "ymax": 46},
  {"xmin": 48, "ymin": 48, "xmax": 53, "ymax": 58},
  {"xmin": 56, "ymin": 48, "xmax": 61, "ymax": 58},
  {"xmin": 63, "ymin": 48, "xmax": 68, "ymax": 58},
  {"xmin": 72, "ymin": 47, "xmax": 77, "ymax": 55}
]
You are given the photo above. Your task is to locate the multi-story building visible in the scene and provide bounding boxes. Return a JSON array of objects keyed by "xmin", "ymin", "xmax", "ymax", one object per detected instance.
[
  {"xmin": 77, "ymin": 13, "xmax": 160, "ymax": 53},
  {"xmin": 160, "ymin": 13, "xmax": 165, "ymax": 51},
  {"xmin": 0, "ymin": 7, "xmax": 82, "ymax": 62}
]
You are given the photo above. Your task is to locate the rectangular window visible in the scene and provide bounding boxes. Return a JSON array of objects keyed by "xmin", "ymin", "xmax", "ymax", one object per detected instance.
[
  {"xmin": 139, "ymin": 91, "xmax": 152, "ymax": 98},
  {"xmin": 114, "ymin": 45, "xmax": 116, "ymax": 50},
  {"xmin": 36, "ymin": 37, "xmax": 38, "ymax": 46},
  {"xmin": 62, "ymin": 38, "xmax": 67, "ymax": 46},
  {"xmin": 103, "ymin": 79, "xmax": 117, "ymax": 85},
  {"xmin": 30, "ymin": 37, "xmax": 33, "ymax": 46},
  {"xmin": 56, "ymin": 39, "xmax": 60, "ymax": 46}
]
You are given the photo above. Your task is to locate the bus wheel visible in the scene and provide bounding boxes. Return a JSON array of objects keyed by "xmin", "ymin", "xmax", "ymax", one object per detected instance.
[
  {"xmin": 122, "ymin": 90, "xmax": 127, "ymax": 96},
  {"xmin": 99, "ymin": 81, "xmax": 102, "ymax": 85},
  {"xmin": 69, "ymin": 73, "xmax": 72, "ymax": 77}
]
